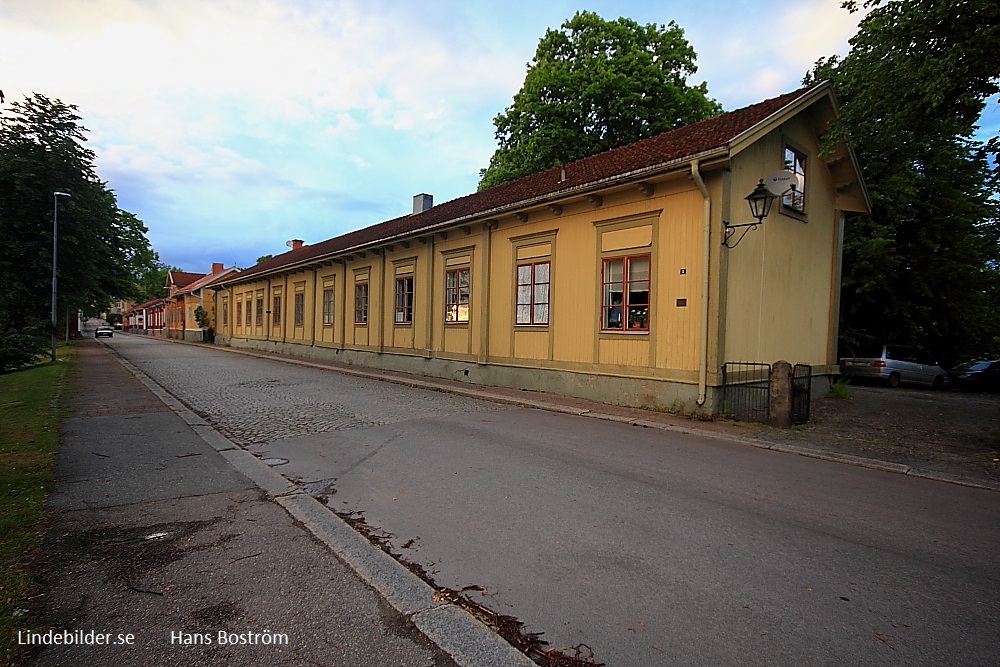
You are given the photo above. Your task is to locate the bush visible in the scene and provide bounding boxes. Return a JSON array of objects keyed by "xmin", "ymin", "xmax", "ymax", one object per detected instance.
[
  {"xmin": 828, "ymin": 376, "xmax": 854, "ymax": 400},
  {"xmin": 0, "ymin": 324, "xmax": 52, "ymax": 373}
]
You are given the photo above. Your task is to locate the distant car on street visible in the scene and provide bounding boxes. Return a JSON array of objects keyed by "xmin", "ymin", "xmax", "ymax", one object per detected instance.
[
  {"xmin": 839, "ymin": 344, "xmax": 946, "ymax": 389},
  {"xmin": 95, "ymin": 325, "xmax": 114, "ymax": 338},
  {"xmin": 947, "ymin": 360, "xmax": 1000, "ymax": 392}
]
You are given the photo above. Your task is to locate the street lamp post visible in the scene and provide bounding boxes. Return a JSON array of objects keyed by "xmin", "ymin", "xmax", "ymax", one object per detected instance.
[{"xmin": 51, "ymin": 191, "xmax": 71, "ymax": 361}]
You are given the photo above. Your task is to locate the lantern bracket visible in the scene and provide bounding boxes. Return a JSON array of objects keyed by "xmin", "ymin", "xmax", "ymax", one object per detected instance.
[{"xmin": 722, "ymin": 179, "xmax": 777, "ymax": 249}]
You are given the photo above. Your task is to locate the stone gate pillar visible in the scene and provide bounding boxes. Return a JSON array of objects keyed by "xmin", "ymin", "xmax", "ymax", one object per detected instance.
[{"xmin": 768, "ymin": 360, "xmax": 793, "ymax": 427}]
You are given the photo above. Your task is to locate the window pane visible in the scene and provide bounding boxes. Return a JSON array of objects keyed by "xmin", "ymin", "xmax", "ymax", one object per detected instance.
[
  {"xmin": 516, "ymin": 305, "xmax": 531, "ymax": 324},
  {"xmin": 627, "ymin": 306, "xmax": 648, "ymax": 329},
  {"xmin": 605, "ymin": 258, "xmax": 623, "ymax": 283},
  {"xmin": 629, "ymin": 292, "xmax": 649, "ymax": 312},
  {"xmin": 604, "ymin": 297, "xmax": 623, "ymax": 328},
  {"xmin": 628, "ymin": 256, "xmax": 648, "ymax": 281},
  {"xmin": 534, "ymin": 284, "xmax": 549, "ymax": 304},
  {"xmin": 535, "ymin": 262, "xmax": 549, "ymax": 283},
  {"xmin": 517, "ymin": 265, "xmax": 532, "ymax": 285},
  {"xmin": 354, "ymin": 284, "xmax": 367, "ymax": 323},
  {"xmin": 534, "ymin": 304, "xmax": 549, "ymax": 324},
  {"xmin": 517, "ymin": 285, "xmax": 531, "ymax": 305},
  {"xmin": 446, "ymin": 269, "xmax": 469, "ymax": 322},
  {"xmin": 783, "ymin": 147, "xmax": 806, "ymax": 211}
]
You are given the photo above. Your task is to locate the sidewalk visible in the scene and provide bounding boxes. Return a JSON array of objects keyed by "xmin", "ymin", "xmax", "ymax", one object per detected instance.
[{"xmin": 27, "ymin": 340, "xmax": 530, "ymax": 667}]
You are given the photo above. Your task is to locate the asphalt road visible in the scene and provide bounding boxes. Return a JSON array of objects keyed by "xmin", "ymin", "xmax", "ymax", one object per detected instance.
[{"xmin": 104, "ymin": 333, "xmax": 1000, "ymax": 666}]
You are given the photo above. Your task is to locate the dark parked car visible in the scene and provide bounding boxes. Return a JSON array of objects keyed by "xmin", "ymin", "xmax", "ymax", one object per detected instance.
[
  {"xmin": 947, "ymin": 360, "xmax": 1000, "ymax": 391},
  {"xmin": 95, "ymin": 325, "xmax": 114, "ymax": 338}
]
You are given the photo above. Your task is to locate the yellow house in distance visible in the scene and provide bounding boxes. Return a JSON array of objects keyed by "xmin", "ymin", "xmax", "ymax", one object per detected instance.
[
  {"xmin": 214, "ymin": 82, "xmax": 868, "ymax": 415},
  {"xmin": 165, "ymin": 264, "xmax": 239, "ymax": 341}
]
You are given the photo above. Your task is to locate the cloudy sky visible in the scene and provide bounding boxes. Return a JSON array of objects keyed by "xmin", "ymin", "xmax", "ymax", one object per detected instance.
[{"xmin": 3, "ymin": 0, "xmax": 988, "ymax": 272}]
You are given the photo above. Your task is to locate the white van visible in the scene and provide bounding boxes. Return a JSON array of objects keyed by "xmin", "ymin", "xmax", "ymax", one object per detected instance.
[{"xmin": 839, "ymin": 344, "xmax": 946, "ymax": 389}]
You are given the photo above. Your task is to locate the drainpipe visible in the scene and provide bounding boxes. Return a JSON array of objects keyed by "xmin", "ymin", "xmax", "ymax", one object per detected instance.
[
  {"xmin": 311, "ymin": 267, "xmax": 318, "ymax": 347},
  {"xmin": 690, "ymin": 160, "xmax": 711, "ymax": 406},
  {"xmin": 339, "ymin": 262, "xmax": 347, "ymax": 351}
]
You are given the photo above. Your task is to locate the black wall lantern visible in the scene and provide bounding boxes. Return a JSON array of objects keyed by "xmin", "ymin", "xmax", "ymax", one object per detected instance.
[{"xmin": 723, "ymin": 179, "xmax": 776, "ymax": 248}]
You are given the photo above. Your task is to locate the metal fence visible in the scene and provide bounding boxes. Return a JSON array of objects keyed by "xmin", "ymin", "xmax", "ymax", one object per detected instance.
[
  {"xmin": 791, "ymin": 364, "xmax": 812, "ymax": 425},
  {"xmin": 720, "ymin": 362, "xmax": 772, "ymax": 423},
  {"xmin": 721, "ymin": 362, "xmax": 813, "ymax": 425}
]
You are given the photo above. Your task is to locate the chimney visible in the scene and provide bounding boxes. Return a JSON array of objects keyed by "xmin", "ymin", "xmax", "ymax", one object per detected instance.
[
  {"xmin": 287, "ymin": 239, "xmax": 304, "ymax": 250},
  {"xmin": 412, "ymin": 193, "xmax": 433, "ymax": 214},
  {"xmin": 211, "ymin": 262, "xmax": 224, "ymax": 274}
]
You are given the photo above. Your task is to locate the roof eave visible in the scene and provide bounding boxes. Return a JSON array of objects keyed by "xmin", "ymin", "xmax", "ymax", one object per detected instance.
[{"xmin": 728, "ymin": 81, "xmax": 833, "ymax": 157}]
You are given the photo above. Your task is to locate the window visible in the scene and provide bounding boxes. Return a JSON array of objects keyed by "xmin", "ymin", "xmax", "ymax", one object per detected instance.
[
  {"xmin": 395, "ymin": 276, "xmax": 414, "ymax": 324},
  {"xmin": 222, "ymin": 299, "xmax": 228, "ymax": 326},
  {"xmin": 602, "ymin": 254, "xmax": 649, "ymax": 331},
  {"xmin": 245, "ymin": 294, "xmax": 253, "ymax": 327},
  {"xmin": 272, "ymin": 296, "xmax": 281, "ymax": 325},
  {"xmin": 516, "ymin": 261, "xmax": 549, "ymax": 325},
  {"xmin": 354, "ymin": 282, "xmax": 369, "ymax": 324},
  {"xmin": 236, "ymin": 301, "xmax": 242, "ymax": 328},
  {"xmin": 255, "ymin": 297, "xmax": 263, "ymax": 326},
  {"xmin": 293, "ymin": 292, "xmax": 305, "ymax": 326},
  {"xmin": 322, "ymin": 288, "xmax": 335, "ymax": 326},
  {"xmin": 445, "ymin": 268, "xmax": 470, "ymax": 323},
  {"xmin": 783, "ymin": 146, "xmax": 806, "ymax": 212}
]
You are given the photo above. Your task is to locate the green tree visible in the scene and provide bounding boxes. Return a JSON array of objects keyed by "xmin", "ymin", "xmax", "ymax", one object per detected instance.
[
  {"xmin": 132, "ymin": 255, "xmax": 179, "ymax": 304},
  {"xmin": 810, "ymin": 0, "xmax": 1000, "ymax": 364},
  {"xmin": 0, "ymin": 94, "xmax": 153, "ymax": 337},
  {"xmin": 478, "ymin": 11, "xmax": 721, "ymax": 190}
]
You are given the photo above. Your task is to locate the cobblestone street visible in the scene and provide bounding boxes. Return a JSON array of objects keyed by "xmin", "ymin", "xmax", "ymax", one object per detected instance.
[{"xmin": 114, "ymin": 336, "xmax": 509, "ymax": 447}]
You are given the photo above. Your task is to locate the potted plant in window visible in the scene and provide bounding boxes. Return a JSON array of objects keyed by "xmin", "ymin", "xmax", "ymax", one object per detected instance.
[{"xmin": 628, "ymin": 308, "xmax": 647, "ymax": 329}]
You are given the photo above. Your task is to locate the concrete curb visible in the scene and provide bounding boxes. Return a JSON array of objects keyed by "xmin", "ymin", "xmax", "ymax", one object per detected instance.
[
  {"xmin": 114, "ymin": 336, "xmax": 1000, "ymax": 494},
  {"xmin": 103, "ymin": 342, "xmax": 535, "ymax": 667},
  {"xmin": 276, "ymin": 494, "xmax": 532, "ymax": 667}
]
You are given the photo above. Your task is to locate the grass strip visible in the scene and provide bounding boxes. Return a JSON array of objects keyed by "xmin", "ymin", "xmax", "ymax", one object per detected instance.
[{"xmin": 0, "ymin": 350, "xmax": 70, "ymax": 667}]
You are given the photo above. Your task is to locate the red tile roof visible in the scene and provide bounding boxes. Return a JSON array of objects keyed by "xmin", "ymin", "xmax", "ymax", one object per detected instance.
[{"xmin": 231, "ymin": 83, "xmax": 824, "ymax": 283}]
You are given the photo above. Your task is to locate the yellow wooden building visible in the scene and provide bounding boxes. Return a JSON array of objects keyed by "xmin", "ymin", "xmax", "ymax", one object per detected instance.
[{"xmin": 214, "ymin": 82, "xmax": 868, "ymax": 414}]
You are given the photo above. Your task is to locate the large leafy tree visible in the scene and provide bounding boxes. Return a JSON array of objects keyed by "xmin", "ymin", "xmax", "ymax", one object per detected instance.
[
  {"xmin": 811, "ymin": 0, "xmax": 1000, "ymax": 365},
  {"xmin": 478, "ymin": 11, "xmax": 721, "ymax": 189},
  {"xmin": 132, "ymin": 255, "xmax": 179, "ymax": 304},
  {"xmin": 0, "ymin": 94, "xmax": 155, "ymax": 331}
]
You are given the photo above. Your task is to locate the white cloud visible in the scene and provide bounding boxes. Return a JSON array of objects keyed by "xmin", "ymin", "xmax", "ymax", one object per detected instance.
[
  {"xmin": 346, "ymin": 154, "xmax": 369, "ymax": 169},
  {"xmin": 0, "ymin": 0, "xmax": 867, "ymax": 270},
  {"xmin": 686, "ymin": 0, "xmax": 863, "ymax": 107}
]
